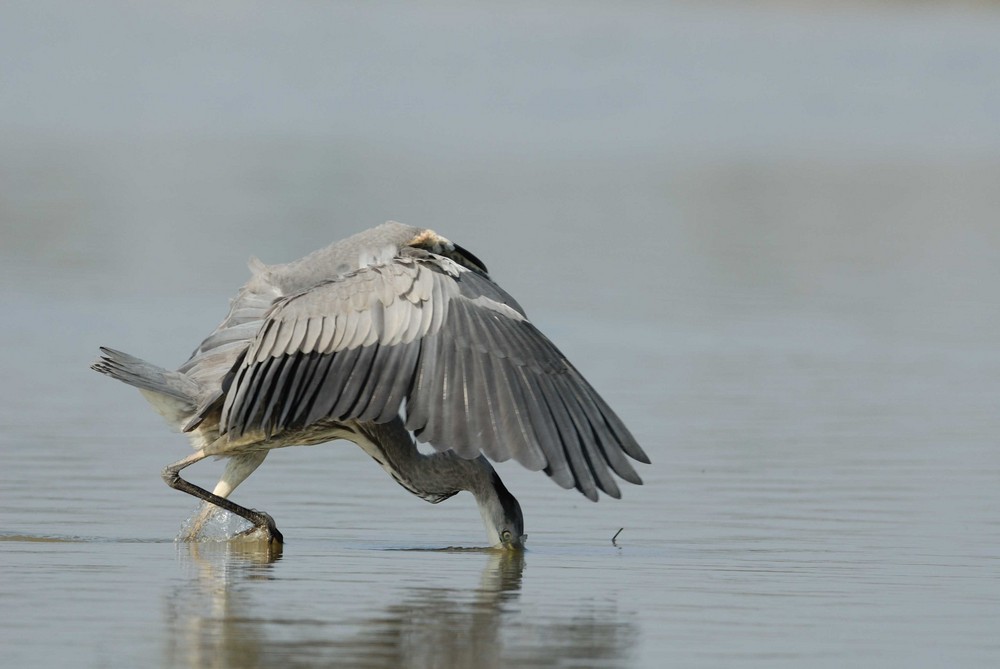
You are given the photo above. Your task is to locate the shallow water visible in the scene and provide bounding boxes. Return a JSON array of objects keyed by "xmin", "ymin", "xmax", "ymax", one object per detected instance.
[{"xmin": 3, "ymin": 2, "xmax": 1000, "ymax": 668}]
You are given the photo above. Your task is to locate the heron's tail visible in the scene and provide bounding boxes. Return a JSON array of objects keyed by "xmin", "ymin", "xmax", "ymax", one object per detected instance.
[{"xmin": 91, "ymin": 347, "xmax": 200, "ymax": 428}]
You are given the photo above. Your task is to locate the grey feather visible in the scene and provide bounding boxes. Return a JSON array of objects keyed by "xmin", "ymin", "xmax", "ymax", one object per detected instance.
[
  {"xmin": 330, "ymin": 344, "xmax": 378, "ymax": 418},
  {"xmin": 405, "ymin": 332, "xmax": 439, "ymax": 435},
  {"xmin": 512, "ymin": 364, "xmax": 575, "ymax": 487},
  {"xmin": 92, "ymin": 347, "xmax": 199, "ymax": 405},
  {"xmin": 295, "ymin": 350, "xmax": 337, "ymax": 427},
  {"xmin": 556, "ymin": 375, "xmax": 621, "ymax": 498},
  {"xmin": 272, "ymin": 319, "xmax": 296, "ymax": 359},
  {"xmin": 536, "ymin": 373, "xmax": 599, "ymax": 501},
  {"xmin": 317, "ymin": 316, "xmax": 337, "ymax": 354},
  {"xmin": 302, "ymin": 318, "xmax": 323, "ymax": 354}
]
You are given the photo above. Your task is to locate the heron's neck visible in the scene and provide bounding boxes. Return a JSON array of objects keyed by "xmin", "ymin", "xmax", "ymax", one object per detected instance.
[
  {"xmin": 353, "ymin": 418, "xmax": 516, "ymax": 544},
  {"xmin": 354, "ymin": 418, "xmax": 500, "ymax": 497}
]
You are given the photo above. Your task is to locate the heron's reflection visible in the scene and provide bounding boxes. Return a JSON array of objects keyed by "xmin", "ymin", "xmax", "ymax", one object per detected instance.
[
  {"xmin": 162, "ymin": 539, "xmax": 281, "ymax": 669},
  {"xmin": 163, "ymin": 541, "xmax": 636, "ymax": 668}
]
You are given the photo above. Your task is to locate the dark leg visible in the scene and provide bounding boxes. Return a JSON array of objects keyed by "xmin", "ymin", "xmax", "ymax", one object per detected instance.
[
  {"xmin": 162, "ymin": 451, "xmax": 284, "ymax": 545},
  {"xmin": 186, "ymin": 452, "xmax": 270, "ymax": 540}
]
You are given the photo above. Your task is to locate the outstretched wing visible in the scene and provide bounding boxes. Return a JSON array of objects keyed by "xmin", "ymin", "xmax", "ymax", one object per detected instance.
[{"xmin": 219, "ymin": 247, "xmax": 649, "ymax": 500}]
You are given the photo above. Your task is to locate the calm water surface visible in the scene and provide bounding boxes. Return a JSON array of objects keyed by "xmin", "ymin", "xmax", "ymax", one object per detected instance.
[
  {"xmin": 3, "ymin": 273, "xmax": 998, "ymax": 667},
  {"xmin": 3, "ymin": 3, "xmax": 1000, "ymax": 668}
]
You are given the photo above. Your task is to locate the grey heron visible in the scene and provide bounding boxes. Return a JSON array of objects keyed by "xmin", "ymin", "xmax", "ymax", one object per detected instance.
[{"xmin": 92, "ymin": 222, "xmax": 649, "ymax": 549}]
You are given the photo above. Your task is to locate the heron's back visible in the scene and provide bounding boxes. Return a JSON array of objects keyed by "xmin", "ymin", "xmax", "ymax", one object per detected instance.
[{"xmin": 178, "ymin": 222, "xmax": 425, "ymax": 395}]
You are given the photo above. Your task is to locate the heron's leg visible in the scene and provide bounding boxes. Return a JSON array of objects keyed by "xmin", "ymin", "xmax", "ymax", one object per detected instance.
[
  {"xmin": 162, "ymin": 450, "xmax": 283, "ymax": 545},
  {"xmin": 185, "ymin": 451, "xmax": 270, "ymax": 539}
]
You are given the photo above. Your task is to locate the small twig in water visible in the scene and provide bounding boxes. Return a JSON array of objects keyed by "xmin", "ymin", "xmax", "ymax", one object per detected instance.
[{"xmin": 611, "ymin": 527, "xmax": 624, "ymax": 546}]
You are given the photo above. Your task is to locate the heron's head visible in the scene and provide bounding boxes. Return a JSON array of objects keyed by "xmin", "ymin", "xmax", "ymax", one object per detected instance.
[
  {"xmin": 479, "ymin": 471, "xmax": 526, "ymax": 551},
  {"xmin": 407, "ymin": 229, "xmax": 490, "ymax": 276}
]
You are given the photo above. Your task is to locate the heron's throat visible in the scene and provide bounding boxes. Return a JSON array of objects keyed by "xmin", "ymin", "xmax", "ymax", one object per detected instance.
[{"xmin": 471, "ymin": 467, "xmax": 525, "ymax": 548}]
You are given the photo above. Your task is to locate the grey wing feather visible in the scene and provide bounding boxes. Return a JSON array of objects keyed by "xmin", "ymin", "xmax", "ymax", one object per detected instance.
[{"xmin": 220, "ymin": 250, "xmax": 648, "ymax": 498}]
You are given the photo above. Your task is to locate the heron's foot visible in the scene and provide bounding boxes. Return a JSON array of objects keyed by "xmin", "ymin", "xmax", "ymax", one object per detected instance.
[{"xmin": 235, "ymin": 510, "xmax": 284, "ymax": 547}]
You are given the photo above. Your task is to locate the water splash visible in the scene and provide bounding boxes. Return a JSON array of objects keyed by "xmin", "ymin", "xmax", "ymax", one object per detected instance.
[{"xmin": 176, "ymin": 504, "xmax": 255, "ymax": 543}]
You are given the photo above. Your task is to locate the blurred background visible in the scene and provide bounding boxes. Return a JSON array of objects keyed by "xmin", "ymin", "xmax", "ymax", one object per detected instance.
[
  {"xmin": 2, "ymin": 2, "xmax": 999, "ymax": 667},
  {"xmin": 4, "ymin": 1, "xmax": 1000, "ymax": 316}
]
